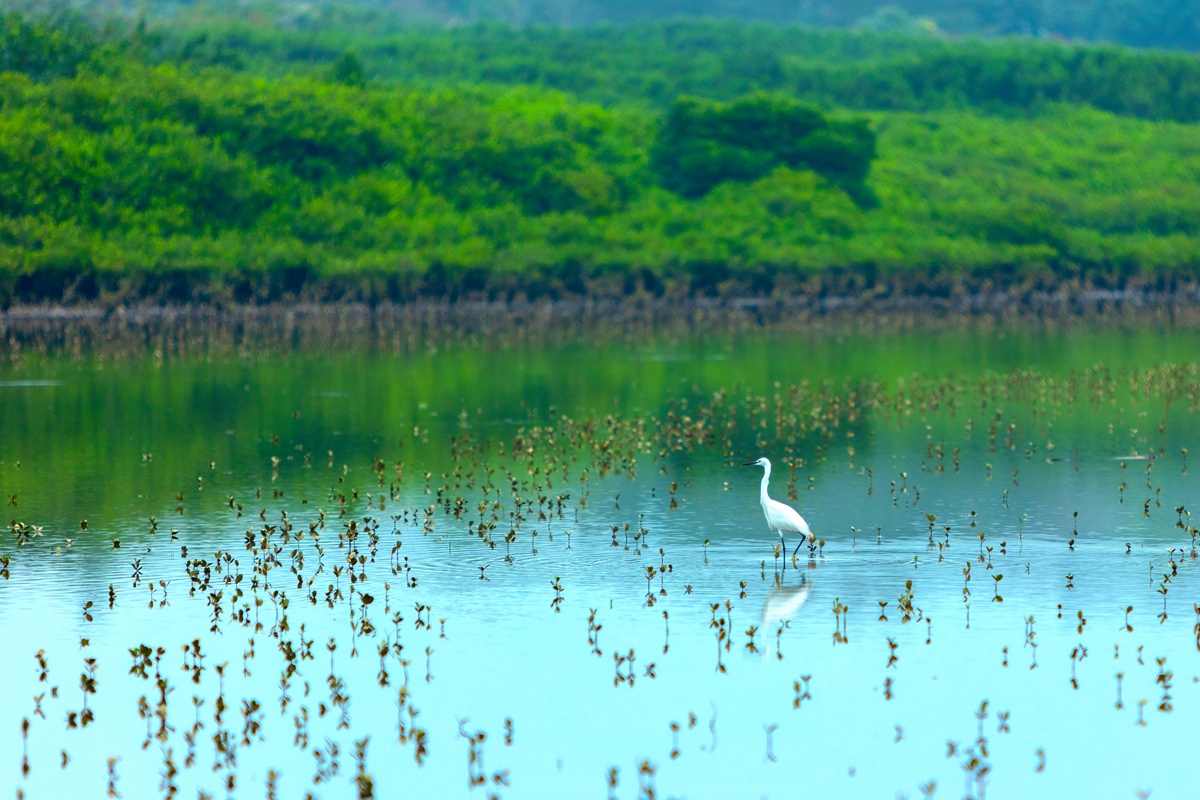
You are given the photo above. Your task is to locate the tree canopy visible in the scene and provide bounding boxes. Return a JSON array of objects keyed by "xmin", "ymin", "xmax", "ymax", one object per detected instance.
[
  {"xmin": 1, "ymin": 10, "xmax": 1199, "ymax": 305},
  {"xmin": 652, "ymin": 94, "xmax": 875, "ymax": 202}
]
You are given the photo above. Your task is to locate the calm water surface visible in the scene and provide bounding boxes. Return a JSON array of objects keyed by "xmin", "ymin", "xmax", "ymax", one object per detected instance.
[{"xmin": 2, "ymin": 327, "xmax": 1199, "ymax": 798}]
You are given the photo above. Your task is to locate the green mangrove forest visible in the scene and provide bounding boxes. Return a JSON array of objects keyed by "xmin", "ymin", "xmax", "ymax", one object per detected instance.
[{"xmin": 2, "ymin": 9, "xmax": 1200, "ymax": 305}]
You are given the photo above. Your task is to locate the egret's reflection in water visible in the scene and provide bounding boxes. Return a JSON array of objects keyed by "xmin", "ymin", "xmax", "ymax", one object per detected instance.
[{"xmin": 761, "ymin": 572, "xmax": 813, "ymax": 630}]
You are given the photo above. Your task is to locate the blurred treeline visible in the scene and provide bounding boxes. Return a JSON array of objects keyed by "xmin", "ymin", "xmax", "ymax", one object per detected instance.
[
  {"xmin": 5, "ymin": 0, "xmax": 1198, "ymax": 50},
  {"xmin": 1, "ymin": 9, "xmax": 1199, "ymax": 305}
]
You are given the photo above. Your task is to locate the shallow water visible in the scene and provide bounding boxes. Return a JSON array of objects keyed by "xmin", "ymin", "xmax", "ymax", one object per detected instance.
[{"xmin": 2, "ymin": 327, "xmax": 1200, "ymax": 798}]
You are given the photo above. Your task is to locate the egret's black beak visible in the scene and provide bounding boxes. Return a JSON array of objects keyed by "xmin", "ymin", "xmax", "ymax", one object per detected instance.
[{"xmin": 743, "ymin": 461, "xmax": 757, "ymax": 466}]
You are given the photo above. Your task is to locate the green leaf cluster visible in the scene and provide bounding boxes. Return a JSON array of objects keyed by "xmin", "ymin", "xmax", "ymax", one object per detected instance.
[
  {"xmin": 0, "ymin": 9, "xmax": 97, "ymax": 80},
  {"xmin": 651, "ymin": 93, "xmax": 875, "ymax": 202}
]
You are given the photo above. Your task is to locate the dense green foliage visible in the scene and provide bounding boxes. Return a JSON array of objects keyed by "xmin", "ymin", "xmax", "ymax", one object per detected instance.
[
  {"xmin": 651, "ymin": 95, "xmax": 875, "ymax": 201},
  {"xmin": 6, "ymin": 0, "xmax": 1198, "ymax": 51},
  {"xmin": 1, "ymin": 11, "xmax": 1199, "ymax": 305},
  {"xmin": 162, "ymin": 21, "xmax": 1200, "ymax": 122},
  {"xmin": 0, "ymin": 9, "xmax": 97, "ymax": 79}
]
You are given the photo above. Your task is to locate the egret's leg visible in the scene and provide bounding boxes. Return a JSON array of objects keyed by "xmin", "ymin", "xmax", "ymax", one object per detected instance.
[{"xmin": 791, "ymin": 539, "xmax": 805, "ymax": 559}]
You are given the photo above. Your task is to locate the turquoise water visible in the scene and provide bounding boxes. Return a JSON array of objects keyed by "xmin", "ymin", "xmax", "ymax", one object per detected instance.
[{"xmin": 2, "ymin": 327, "xmax": 1199, "ymax": 798}]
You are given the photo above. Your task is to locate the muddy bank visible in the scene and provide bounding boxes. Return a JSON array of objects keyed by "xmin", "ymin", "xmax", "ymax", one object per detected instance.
[{"xmin": 3, "ymin": 289, "xmax": 1200, "ymax": 358}]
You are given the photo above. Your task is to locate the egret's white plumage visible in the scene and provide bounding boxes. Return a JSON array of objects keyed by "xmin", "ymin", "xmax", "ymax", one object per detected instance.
[{"xmin": 744, "ymin": 457, "xmax": 813, "ymax": 561}]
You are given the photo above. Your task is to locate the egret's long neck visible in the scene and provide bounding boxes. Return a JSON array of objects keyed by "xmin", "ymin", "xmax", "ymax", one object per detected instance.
[{"xmin": 759, "ymin": 463, "xmax": 771, "ymax": 505}]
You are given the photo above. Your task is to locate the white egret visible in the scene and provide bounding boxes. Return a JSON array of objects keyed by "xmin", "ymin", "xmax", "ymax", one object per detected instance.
[{"xmin": 744, "ymin": 457, "xmax": 814, "ymax": 562}]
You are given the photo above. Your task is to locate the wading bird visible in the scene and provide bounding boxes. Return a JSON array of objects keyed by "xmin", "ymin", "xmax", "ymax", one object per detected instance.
[{"xmin": 744, "ymin": 457, "xmax": 813, "ymax": 563}]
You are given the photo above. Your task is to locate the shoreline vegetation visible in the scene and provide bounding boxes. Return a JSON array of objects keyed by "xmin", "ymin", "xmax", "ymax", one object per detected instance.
[
  {"xmin": 2, "ymin": 11, "xmax": 1200, "ymax": 311},
  {"xmin": 5, "ymin": 290, "xmax": 1200, "ymax": 358}
]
